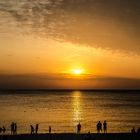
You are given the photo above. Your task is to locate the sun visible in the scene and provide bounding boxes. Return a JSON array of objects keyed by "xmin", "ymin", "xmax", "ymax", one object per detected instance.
[{"xmin": 73, "ymin": 69, "xmax": 82, "ymax": 75}]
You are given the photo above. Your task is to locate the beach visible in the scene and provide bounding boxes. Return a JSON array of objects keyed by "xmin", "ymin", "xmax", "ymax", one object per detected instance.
[{"xmin": 0, "ymin": 133, "xmax": 140, "ymax": 140}]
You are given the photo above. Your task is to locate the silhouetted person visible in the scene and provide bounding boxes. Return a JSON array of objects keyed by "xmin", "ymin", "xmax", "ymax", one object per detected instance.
[
  {"xmin": 35, "ymin": 124, "xmax": 39, "ymax": 134},
  {"xmin": 0, "ymin": 127, "xmax": 2, "ymax": 133},
  {"xmin": 103, "ymin": 120, "xmax": 107, "ymax": 133},
  {"xmin": 30, "ymin": 125, "xmax": 34, "ymax": 134},
  {"xmin": 97, "ymin": 121, "xmax": 102, "ymax": 133},
  {"xmin": 131, "ymin": 127, "xmax": 136, "ymax": 133},
  {"xmin": 2, "ymin": 126, "xmax": 6, "ymax": 134},
  {"xmin": 14, "ymin": 123, "xmax": 17, "ymax": 135},
  {"xmin": 49, "ymin": 126, "xmax": 51, "ymax": 133},
  {"xmin": 137, "ymin": 127, "xmax": 140, "ymax": 133},
  {"xmin": 11, "ymin": 122, "xmax": 14, "ymax": 135},
  {"xmin": 77, "ymin": 123, "xmax": 81, "ymax": 133},
  {"xmin": 97, "ymin": 122, "xmax": 100, "ymax": 133}
]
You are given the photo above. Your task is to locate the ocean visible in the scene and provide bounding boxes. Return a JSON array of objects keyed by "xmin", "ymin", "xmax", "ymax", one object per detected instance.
[{"xmin": 0, "ymin": 90, "xmax": 140, "ymax": 134}]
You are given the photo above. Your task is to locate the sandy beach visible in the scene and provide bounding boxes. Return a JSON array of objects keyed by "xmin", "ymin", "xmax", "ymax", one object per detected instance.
[{"xmin": 0, "ymin": 133, "xmax": 140, "ymax": 140}]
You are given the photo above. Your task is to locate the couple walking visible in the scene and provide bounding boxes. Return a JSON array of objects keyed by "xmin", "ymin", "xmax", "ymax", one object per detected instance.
[
  {"xmin": 30, "ymin": 124, "xmax": 39, "ymax": 134},
  {"xmin": 97, "ymin": 120, "xmax": 107, "ymax": 133},
  {"xmin": 77, "ymin": 121, "xmax": 107, "ymax": 134}
]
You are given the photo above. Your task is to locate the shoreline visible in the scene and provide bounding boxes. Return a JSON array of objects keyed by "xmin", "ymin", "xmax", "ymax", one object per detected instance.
[{"xmin": 0, "ymin": 133, "xmax": 140, "ymax": 140}]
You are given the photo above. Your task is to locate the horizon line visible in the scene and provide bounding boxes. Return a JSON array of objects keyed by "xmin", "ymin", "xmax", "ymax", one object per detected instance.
[{"xmin": 0, "ymin": 89, "xmax": 140, "ymax": 92}]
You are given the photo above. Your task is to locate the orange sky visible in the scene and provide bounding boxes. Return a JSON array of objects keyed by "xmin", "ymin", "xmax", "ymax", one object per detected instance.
[
  {"xmin": 0, "ymin": 0, "xmax": 140, "ymax": 89},
  {"xmin": 1, "ymin": 36, "xmax": 140, "ymax": 78}
]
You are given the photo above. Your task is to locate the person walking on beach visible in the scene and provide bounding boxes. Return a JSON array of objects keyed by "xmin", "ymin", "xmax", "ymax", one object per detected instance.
[
  {"xmin": 30, "ymin": 125, "xmax": 34, "ymax": 134},
  {"xmin": 49, "ymin": 126, "xmax": 51, "ymax": 133},
  {"xmin": 77, "ymin": 122, "xmax": 81, "ymax": 133},
  {"xmin": 97, "ymin": 121, "xmax": 102, "ymax": 133},
  {"xmin": 103, "ymin": 120, "xmax": 107, "ymax": 133},
  {"xmin": 35, "ymin": 124, "xmax": 39, "ymax": 134}
]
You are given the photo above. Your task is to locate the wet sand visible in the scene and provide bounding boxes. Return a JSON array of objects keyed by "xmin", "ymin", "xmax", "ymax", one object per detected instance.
[{"xmin": 0, "ymin": 133, "xmax": 140, "ymax": 140}]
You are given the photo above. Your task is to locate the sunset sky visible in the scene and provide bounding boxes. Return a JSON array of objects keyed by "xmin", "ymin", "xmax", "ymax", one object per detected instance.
[{"xmin": 0, "ymin": 0, "xmax": 140, "ymax": 89}]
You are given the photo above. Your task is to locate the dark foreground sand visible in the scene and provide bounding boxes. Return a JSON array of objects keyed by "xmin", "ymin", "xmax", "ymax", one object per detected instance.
[{"xmin": 0, "ymin": 133, "xmax": 140, "ymax": 140}]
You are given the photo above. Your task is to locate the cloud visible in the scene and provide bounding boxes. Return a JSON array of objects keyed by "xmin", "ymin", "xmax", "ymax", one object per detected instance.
[
  {"xmin": 0, "ymin": 74, "xmax": 140, "ymax": 89},
  {"xmin": 0, "ymin": 0, "xmax": 140, "ymax": 54}
]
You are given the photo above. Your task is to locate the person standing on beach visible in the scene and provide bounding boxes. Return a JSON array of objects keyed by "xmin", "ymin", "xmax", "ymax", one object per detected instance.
[
  {"xmin": 35, "ymin": 124, "xmax": 39, "ymax": 134},
  {"xmin": 103, "ymin": 120, "xmax": 107, "ymax": 133},
  {"xmin": 97, "ymin": 122, "xmax": 99, "ymax": 133},
  {"xmin": 137, "ymin": 127, "xmax": 140, "ymax": 133},
  {"xmin": 49, "ymin": 126, "xmax": 51, "ymax": 133},
  {"xmin": 11, "ymin": 122, "xmax": 14, "ymax": 135},
  {"xmin": 97, "ymin": 121, "xmax": 102, "ymax": 133},
  {"xmin": 131, "ymin": 127, "xmax": 136, "ymax": 133},
  {"xmin": 77, "ymin": 123, "xmax": 81, "ymax": 133},
  {"xmin": 14, "ymin": 123, "xmax": 17, "ymax": 135}
]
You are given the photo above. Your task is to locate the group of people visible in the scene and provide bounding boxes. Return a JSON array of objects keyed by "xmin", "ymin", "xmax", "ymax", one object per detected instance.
[
  {"xmin": 30, "ymin": 124, "xmax": 52, "ymax": 134},
  {"xmin": 131, "ymin": 127, "xmax": 140, "ymax": 133},
  {"xmin": 2, "ymin": 120, "xmax": 140, "ymax": 135},
  {"xmin": 97, "ymin": 120, "xmax": 107, "ymax": 133},
  {"xmin": 30, "ymin": 124, "xmax": 39, "ymax": 134},
  {"xmin": 11, "ymin": 122, "xmax": 17, "ymax": 135},
  {"xmin": 77, "ymin": 121, "xmax": 107, "ymax": 134},
  {"xmin": 0, "ymin": 126, "xmax": 6, "ymax": 134}
]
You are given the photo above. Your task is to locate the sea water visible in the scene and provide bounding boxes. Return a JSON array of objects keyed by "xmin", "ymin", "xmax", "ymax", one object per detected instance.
[{"xmin": 0, "ymin": 91, "xmax": 140, "ymax": 134}]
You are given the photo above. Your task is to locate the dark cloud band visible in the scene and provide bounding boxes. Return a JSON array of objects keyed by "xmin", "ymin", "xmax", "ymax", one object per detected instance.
[{"xmin": 0, "ymin": 74, "xmax": 140, "ymax": 89}]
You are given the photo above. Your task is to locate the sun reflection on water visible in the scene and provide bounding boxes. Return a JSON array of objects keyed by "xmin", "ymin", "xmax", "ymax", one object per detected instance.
[{"xmin": 72, "ymin": 91, "xmax": 83, "ymax": 126}]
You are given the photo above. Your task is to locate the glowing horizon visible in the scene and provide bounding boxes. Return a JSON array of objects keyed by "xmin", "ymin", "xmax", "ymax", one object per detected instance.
[{"xmin": 0, "ymin": 0, "xmax": 140, "ymax": 89}]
